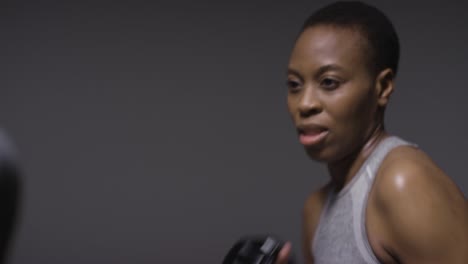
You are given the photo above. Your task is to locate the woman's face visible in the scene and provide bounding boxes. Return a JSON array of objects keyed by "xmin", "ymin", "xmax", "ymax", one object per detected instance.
[{"xmin": 287, "ymin": 25, "xmax": 380, "ymax": 163}]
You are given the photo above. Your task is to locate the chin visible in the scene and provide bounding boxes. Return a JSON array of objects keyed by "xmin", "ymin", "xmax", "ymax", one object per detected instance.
[{"xmin": 304, "ymin": 147, "xmax": 334, "ymax": 163}]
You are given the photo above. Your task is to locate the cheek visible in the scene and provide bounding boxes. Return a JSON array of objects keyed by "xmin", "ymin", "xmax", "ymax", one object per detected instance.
[
  {"xmin": 321, "ymin": 92, "xmax": 375, "ymax": 161},
  {"xmin": 286, "ymin": 95, "xmax": 296, "ymax": 118},
  {"xmin": 327, "ymin": 89, "xmax": 376, "ymax": 132}
]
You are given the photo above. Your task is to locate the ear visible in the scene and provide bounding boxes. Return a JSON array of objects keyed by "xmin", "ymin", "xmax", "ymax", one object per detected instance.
[{"xmin": 375, "ymin": 68, "xmax": 395, "ymax": 107}]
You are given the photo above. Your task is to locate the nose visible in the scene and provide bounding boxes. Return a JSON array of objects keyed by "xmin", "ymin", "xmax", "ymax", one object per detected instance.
[{"xmin": 298, "ymin": 86, "xmax": 322, "ymax": 117}]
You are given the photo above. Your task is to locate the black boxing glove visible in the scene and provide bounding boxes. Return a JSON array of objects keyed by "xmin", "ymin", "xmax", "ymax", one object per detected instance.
[{"xmin": 223, "ymin": 235, "xmax": 294, "ymax": 264}]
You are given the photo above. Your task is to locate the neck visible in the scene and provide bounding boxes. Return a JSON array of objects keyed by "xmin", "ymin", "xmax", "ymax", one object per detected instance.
[{"xmin": 327, "ymin": 124, "xmax": 388, "ymax": 191}]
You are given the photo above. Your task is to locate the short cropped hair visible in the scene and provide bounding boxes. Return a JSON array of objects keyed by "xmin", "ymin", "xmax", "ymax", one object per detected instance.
[{"xmin": 302, "ymin": 1, "xmax": 400, "ymax": 76}]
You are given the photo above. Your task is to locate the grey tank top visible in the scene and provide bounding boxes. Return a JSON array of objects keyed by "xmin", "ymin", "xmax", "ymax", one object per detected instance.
[{"xmin": 312, "ymin": 136, "xmax": 416, "ymax": 264}]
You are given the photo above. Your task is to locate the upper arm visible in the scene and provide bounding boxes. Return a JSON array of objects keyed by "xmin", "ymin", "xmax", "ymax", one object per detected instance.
[
  {"xmin": 375, "ymin": 148, "xmax": 468, "ymax": 264},
  {"xmin": 302, "ymin": 184, "xmax": 330, "ymax": 264}
]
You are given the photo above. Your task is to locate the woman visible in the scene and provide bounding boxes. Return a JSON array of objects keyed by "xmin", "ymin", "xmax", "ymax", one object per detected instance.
[{"xmin": 276, "ymin": 2, "xmax": 468, "ymax": 264}]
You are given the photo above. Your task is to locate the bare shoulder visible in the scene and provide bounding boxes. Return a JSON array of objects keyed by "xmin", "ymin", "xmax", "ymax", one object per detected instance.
[
  {"xmin": 375, "ymin": 145, "xmax": 466, "ymax": 208},
  {"xmin": 372, "ymin": 145, "xmax": 468, "ymax": 263},
  {"xmin": 302, "ymin": 183, "xmax": 331, "ymax": 264}
]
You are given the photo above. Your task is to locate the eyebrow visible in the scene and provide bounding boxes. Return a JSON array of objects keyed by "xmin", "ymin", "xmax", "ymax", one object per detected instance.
[{"xmin": 287, "ymin": 64, "xmax": 345, "ymax": 79}]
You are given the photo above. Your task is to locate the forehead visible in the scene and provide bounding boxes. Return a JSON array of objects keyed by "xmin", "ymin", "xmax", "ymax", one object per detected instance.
[{"xmin": 288, "ymin": 25, "xmax": 369, "ymax": 72}]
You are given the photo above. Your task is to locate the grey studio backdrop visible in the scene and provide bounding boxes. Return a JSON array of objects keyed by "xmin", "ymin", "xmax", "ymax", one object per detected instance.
[{"xmin": 1, "ymin": 0, "xmax": 467, "ymax": 263}]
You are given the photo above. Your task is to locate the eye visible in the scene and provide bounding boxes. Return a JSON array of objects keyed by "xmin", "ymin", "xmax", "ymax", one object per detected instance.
[
  {"xmin": 320, "ymin": 77, "xmax": 340, "ymax": 90},
  {"xmin": 287, "ymin": 80, "xmax": 301, "ymax": 92}
]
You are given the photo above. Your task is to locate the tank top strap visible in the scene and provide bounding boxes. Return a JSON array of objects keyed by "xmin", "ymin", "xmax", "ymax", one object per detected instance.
[
  {"xmin": 364, "ymin": 136, "xmax": 417, "ymax": 183},
  {"xmin": 351, "ymin": 135, "xmax": 417, "ymax": 263}
]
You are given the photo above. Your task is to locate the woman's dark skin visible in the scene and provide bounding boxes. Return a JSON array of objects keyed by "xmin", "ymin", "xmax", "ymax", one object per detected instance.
[{"xmin": 275, "ymin": 25, "xmax": 468, "ymax": 264}]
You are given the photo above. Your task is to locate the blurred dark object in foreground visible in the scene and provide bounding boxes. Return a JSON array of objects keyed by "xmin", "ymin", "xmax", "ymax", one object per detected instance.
[
  {"xmin": 0, "ymin": 130, "xmax": 21, "ymax": 264},
  {"xmin": 223, "ymin": 235, "xmax": 295, "ymax": 264}
]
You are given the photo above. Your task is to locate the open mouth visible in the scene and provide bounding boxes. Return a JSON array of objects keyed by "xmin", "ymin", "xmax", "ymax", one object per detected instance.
[{"xmin": 297, "ymin": 127, "xmax": 329, "ymax": 146}]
